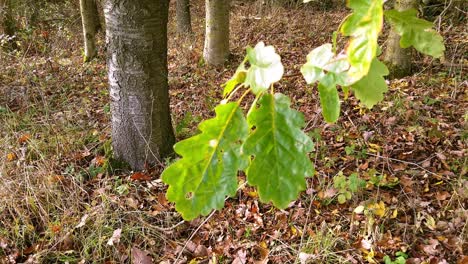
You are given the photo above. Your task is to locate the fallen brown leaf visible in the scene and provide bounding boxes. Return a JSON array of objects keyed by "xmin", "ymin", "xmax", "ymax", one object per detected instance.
[
  {"xmin": 130, "ymin": 172, "xmax": 152, "ymax": 181},
  {"xmin": 132, "ymin": 247, "xmax": 152, "ymax": 264},
  {"xmin": 420, "ymin": 238, "xmax": 440, "ymax": 255},
  {"xmin": 18, "ymin": 134, "xmax": 30, "ymax": 144}
]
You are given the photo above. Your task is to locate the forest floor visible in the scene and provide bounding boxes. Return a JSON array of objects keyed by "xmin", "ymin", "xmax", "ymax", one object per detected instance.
[{"xmin": 0, "ymin": 1, "xmax": 467, "ymax": 263}]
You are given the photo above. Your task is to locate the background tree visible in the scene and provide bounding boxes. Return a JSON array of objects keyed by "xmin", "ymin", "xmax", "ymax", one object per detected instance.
[
  {"xmin": 203, "ymin": 0, "xmax": 230, "ymax": 65},
  {"xmin": 383, "ymin": 0, "xmax": 419, "ymax": 78},
  {"xmin": 176, "ymin": 0, "xmax": 192, "ymax": 34},
  {"xmin": 80, "ymin": 0, "xmax": 100, "ymax": 61},
  {"xmin": 103, "ymin": 0, "xmax": 175, "ymax": 170},
  {"xmin": 24, "ymin": 0, "xmax": 39, "ymax": 28},
  {"xmin": 0, "ymin": 0, "xmax": 16, "ymax": 49}
]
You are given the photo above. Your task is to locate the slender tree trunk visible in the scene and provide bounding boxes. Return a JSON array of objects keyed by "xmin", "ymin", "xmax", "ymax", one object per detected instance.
[
  {"xmin": 25, "ymin": 0, "xmax": 39, "ymax": 28},
  {"xmin": 176, "ymin": 0, "xmax": 192, "ymax": 34},
  {"xmin": 256, "ymin": 0, "xmax": 265, "ymax": 16},
  {"xmin": 0, "ymin": 0, "xmax": 4, "ymax": 34},
  {"xmin": 203, "ymin": 0, "xmax": 230, "ymax": 66},
  {"xmin": 103, "ymin": 0, "xmax": 175, "ymax": 170},
  {"xmin": 80, "ymin": 0, "xmax": 100, "ymax": 61},
  {"xmin": 384, "ymin": 0, "xmax": 419, "ymax": 78},
  {"xmin": 0, "ymin": 0, "xmax": 15, "ymax": 40}
]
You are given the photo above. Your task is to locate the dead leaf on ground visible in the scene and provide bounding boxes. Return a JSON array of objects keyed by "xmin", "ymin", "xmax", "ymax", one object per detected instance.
[
  {"xmin": 107, "ymin": 228, "xmax": 122, "ymax": 246},
  {"xmin": 299, "ymin": 252, "xmax": 318, "ymax": 264},
  {"xmin": 457, "ymin": 256, "xmax": 468, "ymax": 264},
  {"xmin": 400, "ymin": 176, "xmax": 414, "ymax": 192},
  {"xmin": 232, "ymin": 249, "xmax": 247, "ymax": 264},
  {"xmin": 435, "ymin": 191, "xmax": 450, "ymax": 201},
  {"xmin": 132, "ymin": 247, "xmax": 152, "ymax": 264},
  {"xmin": 6, "ymin": 152, "xmax": 17, "ymax": 161},
  {"xmin": 420, "ymin": 238, "xmax": 440, "ymax": 255},
  {"xmin": 318, "ymin": 188, "xmax": 337, "ymax": 199},
  {"xmin": 253, "ymin": 242, "xmax": 269, "ymax": 263},
  {"xmin": 367, "ymin": 201, "xmax": 386, "ymax": 217},
  {"xmin": 125, "ymin": 197, "xmax": 140, "ymax": 209},
  {"xmin": 92, "ymin": 155, "xmax": 106, "ymax": 166},
  {"xmin": 18, "ymin": 134, "xmax": 30, "ymax": 144},
  {"xmin": 130, "ymin": 172, "xmax": 152, "ymax": 181},
  {"xmin": 75, "ymin": 214, "xmax": 89, "ymax": 228}
]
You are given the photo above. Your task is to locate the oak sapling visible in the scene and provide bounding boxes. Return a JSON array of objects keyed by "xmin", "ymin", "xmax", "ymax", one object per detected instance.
[{"xmin": 162, "ymin": 0, "xmax": 445, "ymax": 220}]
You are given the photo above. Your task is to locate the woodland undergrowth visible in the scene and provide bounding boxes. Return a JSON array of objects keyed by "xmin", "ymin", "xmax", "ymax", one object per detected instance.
[{"xmin": 0, "ymin": 0, "xmax": 466, "ymax": 263}]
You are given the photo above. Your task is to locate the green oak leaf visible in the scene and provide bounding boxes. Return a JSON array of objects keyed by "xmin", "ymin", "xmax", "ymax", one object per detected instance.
[
  {"xmin": 384, "ymin": 9, "xmax": 445, "ymax": 58},
  {"xmin": 222, "ymin": 62, "xmax": 247, "ymax": 97},
  {"xmin": 300, "ymin": 44, "xmax": 351, "ymax": 86},
  {"xmin": 351, "ymin": 58, "xmax": 389, "ymax": 109},
  {"xmin": 341, "ymin": 0, "xmax": 384, "ymax": 81},
  {"xmin": 162, "ymin": 102, "xmax": 248, "ymax": 220},
  {"xmin": 245, "ymin": 42, "xmax": 284, "ymax": 95},
  {"xmin": 318, "ymin": 75, "xmax": 340, "ymax": 123},
  {"xmin": 301, "ymin": 44, "xmax": 334, "ymax": 84},
  {"xmin": 243, "ymin": 93, "xmax": 314, "ymax": 208},
  {"xmin": 301, "ymin": 45, "xmax": 349, "ymax": 123}
]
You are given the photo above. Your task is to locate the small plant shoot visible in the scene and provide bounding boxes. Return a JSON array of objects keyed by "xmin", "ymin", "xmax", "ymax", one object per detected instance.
[{"xmin": 162, "ymin": 0, "xmax": 445, "ymax": 220}]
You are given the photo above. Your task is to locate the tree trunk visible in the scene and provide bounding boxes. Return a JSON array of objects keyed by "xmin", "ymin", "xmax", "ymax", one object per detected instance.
[
  {"xmin": 176, "ymin": 0, "xmax": 192, "ymax": 34},
  {"xmin": 203, "ymin": 0, "xmax": 230, "ymax": 66},
  {"xmin": 25, "ymin": 0, "xmax": 39, "ymax": 29},
  {"xmin": 384, "ymin": 0, "xmax": 419, "ymax": 78},
  {"xmin": 80, "ymin": 0, "xmax": 100, "ymax": 62},
  {"xmin": 0, "ymin": 0, "xmax": 16, "ymax": 49},
  {"xmin": 103, "ymin": 0, "xmax": 175, "ymax": 170},
  {"xmin": 256, "ymin": 0, "xmax": 265, "ymax": 16},
  {"xmin": 0, "ymin": 0, "xmax": 4, "ymax": 34}
]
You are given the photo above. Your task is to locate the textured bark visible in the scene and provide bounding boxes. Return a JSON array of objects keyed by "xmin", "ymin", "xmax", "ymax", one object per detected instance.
[
  {"xmin": 176, "ymin": 0, "xmax": 192, "ymax": 34},
  {"xmin": 203, "ymin": 0, "xmax": 230, "ymax": 66},
  {"xmin": 104, "ymin": 0, "xmax": 175, "ymax": 170},
  {"xmin": 384, "ymin": 0, "xmax": 419, "ymax": 78},
  {"xmin": 80, "ymin": 0, "xmax": 100, "ymax": 61}
]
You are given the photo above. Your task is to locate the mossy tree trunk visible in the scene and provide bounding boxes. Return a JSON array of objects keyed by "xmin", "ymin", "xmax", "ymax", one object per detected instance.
[
  {"xmin": 383, "ymin": 0, "xmax": 420, "ymax": 78},
  {"xmin": 203, "ymin": 0, "xmax": 230, "ymax": 66},
  {"xmin": 176, "ymin": 0, "xmax": 192, "ymax": 34},
  {"xmin": 80, "ymin": 0, "xmax": 100, "ymax": 62},
  {"xmin": 103, "ymin": 0, "xmax": 175, "ymax": 170}
]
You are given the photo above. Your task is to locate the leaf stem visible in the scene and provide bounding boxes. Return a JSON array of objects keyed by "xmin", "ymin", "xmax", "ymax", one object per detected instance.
[
  {"xmin": 237, "ymin": 88, "xmax": 252, "ymax": 104},
  {"xmin": 332, "ymin": 31, "xmax": 338, "ymax": 53},
  {"xmin": 247, "ymin": 94, "xmax": 261, "ymax": 118},
  {"xmin": 227, "ymin": 84, "xmax": 245, "ymax": 101},
  {"xmin": 336, "ymin": 13, "xmax": 351, "ymax": 35}
]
